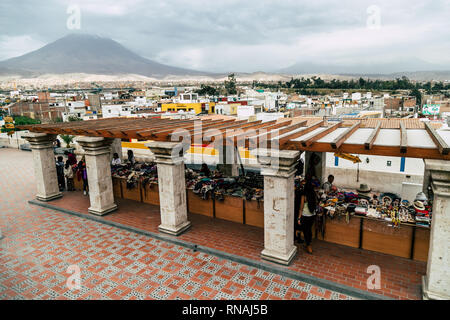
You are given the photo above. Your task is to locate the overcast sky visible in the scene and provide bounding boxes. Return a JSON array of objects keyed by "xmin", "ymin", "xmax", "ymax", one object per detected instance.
[{"xmin": 0, "ymin": 0, "xmax": 449, "ymax": 72}]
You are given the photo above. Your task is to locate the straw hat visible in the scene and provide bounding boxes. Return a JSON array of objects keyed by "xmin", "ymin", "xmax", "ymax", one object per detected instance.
[
  {"xmin": 413, "ymin": 200, "xmax": 425, "ymax": 211},
  {"xmin": 357, "ymin": 183, "xmax": 371, "ymax": 193}
]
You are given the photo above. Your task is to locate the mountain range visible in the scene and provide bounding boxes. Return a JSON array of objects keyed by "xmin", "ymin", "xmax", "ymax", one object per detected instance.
[
  {"xmin": 0, "ymin": 34, "xmax": 449, "ymax": 81},
  {"xmin": 0, "ymin": 34, "xmax": 209, "ymax": 78}
]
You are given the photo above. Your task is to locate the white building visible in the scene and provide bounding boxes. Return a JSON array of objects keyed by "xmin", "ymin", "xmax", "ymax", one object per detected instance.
[
  {"xmin": 237, "ymin": 105, "xmax": 256, "ymax": 120},
  {"xmin": 102, "ymin": 104, "xmax": 135, "ymax": 118},
  {"xmin": 351, "ymin": 92, "xmax": 362, "ymax": 101}
]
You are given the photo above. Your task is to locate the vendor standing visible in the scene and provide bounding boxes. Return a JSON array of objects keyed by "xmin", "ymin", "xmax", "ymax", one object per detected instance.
[
  {"xmin": 322, "ymin": 174, "xmax": 335, "ymax": 194},
  {"xmin": 200, "ymin": 163, "xmax": 211, "ymax": 177},
  {"xmin": 111, "ymin": 153, "xmax": 121, "ymax": 166},
  {"xmin": 127, "ymin": 150, "xmax": 136, "ymax": 166},
  {"xmin": 297, "ymin": 180, "xmax": 318, "ymax": 254}
]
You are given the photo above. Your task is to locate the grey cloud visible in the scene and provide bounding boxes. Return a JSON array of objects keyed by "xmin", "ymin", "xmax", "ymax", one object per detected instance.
[{"xmin": 0, "ymin": 0, "xmax": 449, "ymax": 72}]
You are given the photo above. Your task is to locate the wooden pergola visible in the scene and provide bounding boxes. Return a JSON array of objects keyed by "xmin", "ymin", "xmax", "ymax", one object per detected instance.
[
  {"xmin": 18, "ymin": 116, "xmax": 450, "ymax": 160},
  {"xmin": 19, "ymin": 116, "xmax": 450, "ymax": 295}
]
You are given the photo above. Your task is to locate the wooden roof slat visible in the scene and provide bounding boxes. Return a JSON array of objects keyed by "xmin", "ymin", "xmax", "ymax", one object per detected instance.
[
  {"xmin": 364, "ymin": 121, "xmax": 381, "ymax": 150},
  {"xmin": 424, "ymin": 122, "xmax": 450, "ymax": 155},
  {"xmin": 331, "ymin": 121, "xmax": 361, "ymax": 149},
  {"xmin": 225, "ymin": 120, "xmax": 278, "ymax": 139},
  {"xmin": 282, "ymin": 140, "xmax": 450, "ymax": 160},
  {"xmin": 189, "ymin": 120, "xmax": 265, "ymax": 145},
  {"xmin": 400, "ymin": 122, "xmax": 407, "ymax": 154},
  {"xmin": 151, "ymin": 120, "xmax": 236, "ymax": 140},
  {"xmin": 247, "ymin": 120, "xmax": 307, "ymax": 148},
  {"xmin": 280, "ymin": 120, "xmax": 324, "ymax": 143},
  {"xmin": 136, "ymin": 119, "xmax": 216, "ymax": 138},
  {"xmin": 299, "ymin": 122, "xmax": 342, "ymax": 147},
  {"xmin": 221, "ymin": 120, "xmax": 279, "ymax": 144}
]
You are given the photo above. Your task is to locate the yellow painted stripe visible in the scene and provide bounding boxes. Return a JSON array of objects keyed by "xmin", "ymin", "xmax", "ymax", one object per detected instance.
[{"xmin": 122, "ymin": 142, "xmax": 256, "ymax": 158}]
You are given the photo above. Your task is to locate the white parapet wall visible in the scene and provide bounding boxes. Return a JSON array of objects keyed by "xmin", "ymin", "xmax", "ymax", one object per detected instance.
[
  {"xmin": 325, "ymin": 152, "xmax": 425, "ymax": 194},
  {"xmin": 0, "ymin": 131, "xmax": 28, "ymax": 149}
]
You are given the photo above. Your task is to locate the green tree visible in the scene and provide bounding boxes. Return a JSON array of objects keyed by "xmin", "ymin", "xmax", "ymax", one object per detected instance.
[
  {"xmin": 410, "ymin": 88, "xmax": 422, "ymax": 106},
  {"xmin": 224, "ymin": 73, "xmax": 237, "ymax": 95},
  {"xmin": 195, "ymin": 84, "xmax": 219, "ymax": 96},
  {"xmin": 60, "ymin": 135, "xmax": 75, "ymax": 147}
]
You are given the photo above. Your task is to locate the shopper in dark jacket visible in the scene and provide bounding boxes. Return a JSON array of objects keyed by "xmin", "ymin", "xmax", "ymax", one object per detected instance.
[
  {"xmin": 77, "ymin": 158, "xmax": 88, "ymax": 195},
  {"xmin": 56, "ymin": 156, "xmax": 65, "ymax": 191}
]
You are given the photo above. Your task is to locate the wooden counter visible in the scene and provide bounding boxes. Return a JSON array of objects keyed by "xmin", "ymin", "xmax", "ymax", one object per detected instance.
[
  {"xmin": 244, "ymin": 199, "xmax": 264, "ymax": 228},
  {"xmin": 121, "ymin": 179, "xmax": 142, "ymax": 202},
  {"xmin": 215, "ymin": 195, "xmax": 244, "ymax": 223},
  {"xmin": 112, "ymin": 177, "xmax": 122, "ymax": 198},
  {"xmin": 142, "ymin": 182, "xmax": 159, "ymax": 206},
  {"xmin": 413, "ymin": 226, "xmax": 430, "ymax": 262},
  {"xmin": 317, "ymin": 216, "xmax": 360, "ymax": 248},
  {"xmin": 187, "ymin": 189, "xmax": 213, "ymax": 217},
  {"xmin": 362, "ymin": 219, "xmax": 413, "ymax": 259}
]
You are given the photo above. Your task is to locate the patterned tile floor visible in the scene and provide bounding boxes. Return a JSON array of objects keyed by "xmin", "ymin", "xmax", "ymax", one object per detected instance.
[
  {"xmin": 43, "ymin": 178, "xmax": 427, "ymax": 298},
  {"xmin": 0, "ymin": 148, "xmax": 355, "ymax": 300}
]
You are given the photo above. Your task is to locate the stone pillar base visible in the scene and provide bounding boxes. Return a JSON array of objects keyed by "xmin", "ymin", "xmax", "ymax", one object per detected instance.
[
  {"xmin": 158, "ymin": 221, "xmax": 191, "ymax": 236},
  {"xmin": 36, "ymin": 192, "xmax": 62, "ymax": 202},
  {"xmin": 88, "ymin": 203, "xmax": 118, "ymax": 216},
  {"xmin": 261, "ymin": 246, "xmax": 297, "ymax": 266},
  {"xmin": 422, "ymin": 276, "xmax": 450, "ymax": 300}
]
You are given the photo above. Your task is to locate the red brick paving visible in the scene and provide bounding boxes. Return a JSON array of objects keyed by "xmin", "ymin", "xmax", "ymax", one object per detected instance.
[
  {"xmin": 1, "ymin": 148, "xmax": 427, "ymax": 299},
  {"xmin": 46, "ymin": 187, "xmax": 426, "ymax": 300},
  {"xmin": 0, "ymin": 148, "xmax": 353, "ymax": 300}
]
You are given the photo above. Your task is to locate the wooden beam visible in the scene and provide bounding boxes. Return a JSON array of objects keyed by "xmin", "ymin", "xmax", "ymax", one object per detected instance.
[
  {"xmin": 151, "ymin": 120, "xmax": 236, "ymax": 141},
  {"xmin": 299, "ymin": 122, "xmax": 342, "ymax": 147},
  {"xmin": 364, "ymin": 121, "xmax": 381, "ymax": 150},
  {"xmin": 279, "ymin": 120, "xmax": 324, "ymax": 143},
  {"xmin": 424, "ymin": 122, "xmax": 450, "ymax": 155},
  {"xmin": 282, "ymin": 141, "xmax": 450, "ymax": 161},
  {"xmin": 244, "ymin": 120, "xmax": 307, "ymax": 148},
  {"xmin": 331, "ymin": 121, "xmax": 361, "ymax": 149},
  {"xmin": 400, "ymin": 122, "xmax": 407, "ymax": 154}
]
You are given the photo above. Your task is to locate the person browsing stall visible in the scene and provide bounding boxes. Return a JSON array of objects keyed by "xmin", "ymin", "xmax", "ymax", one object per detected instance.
[{"xmin": 298, "ymin": 180, "xmax": 318, "ymax": 254}]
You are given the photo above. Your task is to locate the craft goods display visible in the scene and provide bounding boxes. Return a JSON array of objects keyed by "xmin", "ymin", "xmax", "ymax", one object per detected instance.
[
  {"xmin": 317, "ymin": 184, "xmax": 432, "ymax": 228},
  {"xmin": 185, "ymin": 168, "xmax": 264, "ymax": 201}
]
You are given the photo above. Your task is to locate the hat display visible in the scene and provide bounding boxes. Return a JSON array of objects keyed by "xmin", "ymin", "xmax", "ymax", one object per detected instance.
[
  {"xmin": 357, "ymin": 183, "xmax": 371, "ymax": 193},
  {"xmin": 415, "ymin": 192, "xmax": 428, "ymax": 202},
  {"xmin": 413, "ymin": 200, "xmax": 425, "ymax": 211}
]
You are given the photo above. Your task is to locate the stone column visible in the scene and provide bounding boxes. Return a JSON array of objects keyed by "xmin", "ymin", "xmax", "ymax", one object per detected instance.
[
  {"xmin": 110, "ymin": 138, "xmax": 123, "ymax": 161},
  {"xmin": 146, "ymin": 141, "xmax": 191, "ymax": 236},
  {"xmin": 422, "ymin": 159, "xmax": 450, "ymax": 300},
  {"xmin": 253, "ymin": 148, "xmax": 300, "ymax": 265},
  {"xmin": 22, "ymin": 132, "xmax": 62, "ymax": 201},
  {"xmin": 77, "ymin": 137, "xmax": 117, "ymax": 216}
]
